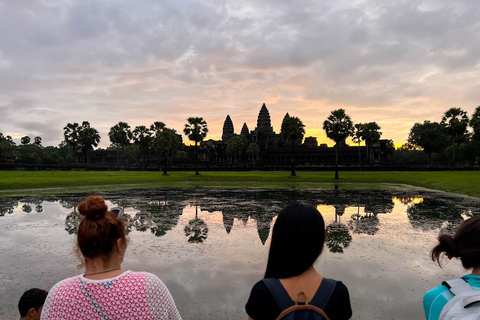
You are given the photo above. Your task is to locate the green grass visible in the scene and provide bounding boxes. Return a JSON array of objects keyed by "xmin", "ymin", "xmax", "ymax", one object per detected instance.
[{"xmin": 0, "ymin": 170, "xmax": 479, "ymax": 198}]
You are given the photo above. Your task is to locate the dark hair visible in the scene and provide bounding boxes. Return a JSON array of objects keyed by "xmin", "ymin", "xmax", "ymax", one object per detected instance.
[
  {"xmin": 431, "ymin": 216, "xmax": 480, "ymax": 269},
  {"xmin": 264, "ymin": 202, "xmax": 325, "ymax": 279},
  {"xmin": 77, "ymin": 196, "xmax": 128, "ymax": 265},
  {"xmin": 18, "ymin": 288, "xmax": 48, "ymax": 317}
]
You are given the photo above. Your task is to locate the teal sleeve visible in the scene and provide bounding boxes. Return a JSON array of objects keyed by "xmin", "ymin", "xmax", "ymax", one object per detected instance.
[{"xmin": 423, "ymin": 285, "xmax": 450, "ymax": 320}]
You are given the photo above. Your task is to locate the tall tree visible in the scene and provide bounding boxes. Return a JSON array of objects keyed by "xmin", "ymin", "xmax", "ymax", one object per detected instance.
[
  {"xmin": 109, "ymin": 122, "xmax": 133, "ymax": 165},
  {"xmin": 441, "ymin": 107, "xmax": 469, "ymax": 166},
  {"xmin": 150, "ymin": 121, "xmax": 166, "ymax": 138},
  {"xmin": 33, "ymin": 136, "xmax": 42, "ymax": 147},
  {"xmin": 408, "ymin": 121, "xmax": 449, "ymax": 164},
  {"xmin": 281, "ymin": 116, "xmax": 305, "ymax": 176},
  {"xmin": 361, "ymin": 122, "xmax": 382, "ymax": 162},
  {"xmin": 352, "ymin": 123, "xmax": 365, "ymax": 164},
  {"xmin": 184, "ymin": 117, "xmax": 208, "ymax": 175},
  {"xmin": 470, "ymin": 106, "xmax": 480, "ymax": 141},
  {"xmin": 323, "ymin": 109, "xmax": 354, "ymax": 179},
  {"xmin": 78, "ymin": 121, "xmax": 100, "ymax": 163},
  {"xmin": 21, "ymin": 136, "xmax": 30, "ymax": 145},
  {"xmin": 132, "ymin": 125, "xmax": 153, "ymax": 169},
  {"xmin": 153, "ymin": 127, "xmax": 180, "ymax": 175},
  {"xmin": 63, "ymin": 122, "xmax": 81, "ymax": 162},
  {"xmin": 0, "ymin": 133, "xmax": 17, "ymax": 160}
]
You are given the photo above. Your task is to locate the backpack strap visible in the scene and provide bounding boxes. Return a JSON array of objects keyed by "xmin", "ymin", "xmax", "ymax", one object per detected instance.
[
  {"xmin": 310, "ymin": 278, "xmax": 337, "ymax": 309},
  {"xmin": 263, "ymin": 278, "xmax": 295, "ymax": 310},
  {"xmin": 442, "ymin": 279, "xmax": 474, "ymax": 296},
  {"xmin": 442, "ymin": 279, "xmax": 480, "ymax": 309},
  {"xmin": 263, "ymin": 277, "xmax": 337, "ymax": 311}
]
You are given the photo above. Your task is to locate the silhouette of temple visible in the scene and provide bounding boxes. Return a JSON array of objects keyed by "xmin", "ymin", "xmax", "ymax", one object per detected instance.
[{"xmin": 197, "ymin": 102, "xmax": 392, "ymax": 166}]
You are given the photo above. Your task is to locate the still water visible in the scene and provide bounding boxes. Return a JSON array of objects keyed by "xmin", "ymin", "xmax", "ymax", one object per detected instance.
[{"xmin": 1, "ymin": 188, "xmax": 479, "ymax": 319}]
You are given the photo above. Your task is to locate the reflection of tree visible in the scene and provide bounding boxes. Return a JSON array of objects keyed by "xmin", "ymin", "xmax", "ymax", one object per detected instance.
[
  {"xmin": 364, "ymin": 195, "xmax": 394, "ymax": 216},
  {"xmin": 0, "ymin": 198, "xmax": 17, "ymax": 216},
  {"xmin": 407, "ymin": 198, "xmax": 466, "ymax": 231},
  {"xmin": 349, "ymin": 209, "xmax": 379, "ymax": 235},
  {"xmin": 325, "ymin": 223, "xmax": 352, "ymax": 253},
  {"xmin": 65, "ymin": 210, "xmax": 82, "ymax": 234},
  {"xmin": 130, "ymin": 199, "xmax": 183, "ymax": 237},
  {"xmin": 22, "ymin": 204, "xmax": 32, "ymax": 213},
  {"xmin": 35, "ymin": 205, "xmax": 43, "ymax": 212},
  {"xmin": 184, "ymin": 205, "xmax": 208, "ymax": 243}
]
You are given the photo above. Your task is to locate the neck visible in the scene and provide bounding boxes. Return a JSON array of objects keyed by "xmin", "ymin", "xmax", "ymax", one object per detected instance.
[
  {"xmin": 84, "ymin": 257, "xmax": 122, "ymax": 279},
  {"xmin": 472, "ymin": 267, "xmax": 480, "ymax": 276}
]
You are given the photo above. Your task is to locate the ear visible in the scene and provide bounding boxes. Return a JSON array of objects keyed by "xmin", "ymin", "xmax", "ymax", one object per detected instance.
[
  {"xmin": 28, "ymin": 307, "xmax": 36, "ymax": 318},
  {"xmin": 116, "ymin": 238, "xmax": 127, "ymax": 255}
]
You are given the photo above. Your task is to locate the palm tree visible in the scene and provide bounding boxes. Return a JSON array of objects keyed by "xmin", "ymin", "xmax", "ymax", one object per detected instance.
[
  {"xmin": 441, "ymin": 107, "xmax": 469, "ymax": 166},
  {"xmin": 132, "ymin": 125, "xmax": 153, "ymax": 169},
  {"xmin": 361, "ymin": 122, "xmax": 382, "ymax": 162},
  {"xmin": 108, "ymin": 122, "xmax": 133, "ymax": 166},
  {"xmin": 323, "ymin": 109, "xmax": 354, "ymax": 179},
  {"xmin": 78, "ymin": 121, "xmax": 100, "ymax": 163},
  {"xmin": 352, "ymin": 123, "xmax": 365, "ymax": 164},
  {"xmin": 184, "ymin": 117, "xmax": 208, "ymax": 175},
  {"xmin": 63, "ymin": 122, "xmax": 81, "ymax": 163},
  {"xmin": 281, "ymin": 116, "xmax": 305, "ymax": 176}
]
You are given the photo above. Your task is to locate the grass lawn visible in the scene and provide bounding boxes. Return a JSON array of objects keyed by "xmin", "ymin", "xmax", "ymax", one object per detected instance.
[{"xmin": 0, "ymin": 170, "xmax": 479, "ymax": 198}]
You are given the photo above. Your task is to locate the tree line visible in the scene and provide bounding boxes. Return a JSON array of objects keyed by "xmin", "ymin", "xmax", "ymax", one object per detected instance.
[
  {"xmin": 3, "ymin": 106, "xmax": 479, "ymax": 173},
  {"xmin": 402, "ymin": 106, "xmax": 480, "ymax": 166}
]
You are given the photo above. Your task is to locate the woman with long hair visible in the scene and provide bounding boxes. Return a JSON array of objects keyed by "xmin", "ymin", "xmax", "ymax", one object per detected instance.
[
  {"xmin": 245, "ymin": 202, "xmax": 352, "ymax": 320},
  {"xmin": 41, "ymin": 195, "xmax": 182, "ymax": 320},
  {"xmin": 424, "ymin": 216, "xmax": 480, "ymax": 320}
]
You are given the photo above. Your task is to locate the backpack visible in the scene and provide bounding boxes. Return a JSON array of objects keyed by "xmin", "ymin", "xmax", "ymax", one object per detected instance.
[
  {"xmin": 263, "ymin": 278, "xmax": 336, "ymax": 320},
  {"xmin": 439, "ymin": 279, "xmax": 480, "ymax": 320}
]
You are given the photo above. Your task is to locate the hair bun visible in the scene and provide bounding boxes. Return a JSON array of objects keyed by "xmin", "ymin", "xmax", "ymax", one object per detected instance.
[
  {"xmin": 78, "ymin": 196, "xmax": 108, "ymax": 220},
  {"xmin": 439, "ymin": 234, "xmax": 458, "ymax": 256}
]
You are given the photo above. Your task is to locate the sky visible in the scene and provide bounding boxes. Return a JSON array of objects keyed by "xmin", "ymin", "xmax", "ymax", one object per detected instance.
[{"xmin": 0, "ymin": 0, "xmax": 479, "ymax": 148}]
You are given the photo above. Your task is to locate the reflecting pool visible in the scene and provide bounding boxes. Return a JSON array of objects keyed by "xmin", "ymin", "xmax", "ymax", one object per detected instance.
[{"xmin": 1, "ymin": 188, "xmax": 479, "ymax": 319}]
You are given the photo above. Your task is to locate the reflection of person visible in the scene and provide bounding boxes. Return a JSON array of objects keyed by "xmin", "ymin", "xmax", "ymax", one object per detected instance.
[
  {"xmin": 245, "ymin": 203, "xmax": 352, "ymax": 320},
  {"xmin": 41, "ymin": 196, "xmax": 182, "ymax": 320},
  {"xmin": 18, "ymin": 288, "xmax": 48, "ymax": 320},
  {"xmin": 423, "ymin": 216, "xmax": 480, "ymax": 320}
]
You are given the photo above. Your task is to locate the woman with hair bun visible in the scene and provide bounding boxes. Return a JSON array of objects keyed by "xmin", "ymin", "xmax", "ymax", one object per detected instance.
[
  {"xmin": 423, "ymin": 216, "xmax": 480, "ymax": 320},
  {"xmin": 41, "ymin": 196, "xmax": 182, "ymax": 320},
  {"xmin": 245, "ymin": 202, "xmax": 352, "ymax": 320}
]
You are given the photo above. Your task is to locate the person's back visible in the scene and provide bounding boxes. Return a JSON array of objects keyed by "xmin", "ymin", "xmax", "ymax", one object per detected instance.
[
  {"xmin": 423, "ymin": 216, "xmax": 480, "ymax": 320},
  {"xmin": 41, "ymin": 271, "xmax": 179, "ymax": 319},
  {"xmin": 245, "ymin": 203, "xmax": 352, "ymax": 320},
  {"xmin": 40, "ymin": 195, "xmax": 181, "ymax": 320}
]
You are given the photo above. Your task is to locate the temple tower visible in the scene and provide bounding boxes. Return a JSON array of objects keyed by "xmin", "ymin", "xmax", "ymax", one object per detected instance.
[
  {"xmin": 222, "ymin": 115, "xmax": 234, "ymax": 141},
  {"xmin": 241, "ymin": 122, "xmax": 249, "ymax": 135},
  {"xmin": 256, "ymin": 103, "xmax": 273, "ymax": 134}
]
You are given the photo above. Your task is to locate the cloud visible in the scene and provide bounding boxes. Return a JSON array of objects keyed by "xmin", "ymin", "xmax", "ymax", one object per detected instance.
[{"xmin": 0, "ymin": 0, "xmax": 479, "ymax": 147}]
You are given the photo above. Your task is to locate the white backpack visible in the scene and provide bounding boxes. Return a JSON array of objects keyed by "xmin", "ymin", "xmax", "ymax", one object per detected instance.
[{"xmin": 439, "ymin": 279, "xmax": 480, "ymax": 320}]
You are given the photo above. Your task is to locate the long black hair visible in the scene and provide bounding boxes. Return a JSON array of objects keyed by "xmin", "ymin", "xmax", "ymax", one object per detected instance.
[{"xmin": 264, "ymin": 202, "xmax": 325, "ymax": 279}]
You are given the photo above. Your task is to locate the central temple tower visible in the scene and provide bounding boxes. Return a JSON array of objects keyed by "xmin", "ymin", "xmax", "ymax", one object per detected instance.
[{"xmin": 255, "ymin": 103, "xmax": 273, "ymax": 134}]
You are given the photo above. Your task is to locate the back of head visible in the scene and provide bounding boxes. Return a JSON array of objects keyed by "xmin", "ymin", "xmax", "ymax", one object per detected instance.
[
  {"xmin": 265, "ymin": 202, "xmax": 325, "ymax": 279},
  {"xmin": 77, "ymin": 196, "xmax": 127, "ymax": 263},
  {"xmin": 18, "ymin": 288, "xmax": 48, "ymax": 317},
  {"xmin": 431, "ymin": 216, "xmax": 480, "ymax": 269}
]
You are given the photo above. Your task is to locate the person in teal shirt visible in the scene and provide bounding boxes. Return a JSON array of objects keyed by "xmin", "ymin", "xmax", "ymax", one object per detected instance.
[{"xmin": 423, "ymin": 216, "xmax": 480, "ymax": 320}]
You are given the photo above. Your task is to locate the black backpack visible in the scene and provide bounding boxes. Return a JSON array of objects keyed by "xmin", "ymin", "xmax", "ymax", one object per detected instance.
[{"xmin": 263, "ymin": 278, "xmax": 336, "ymax": 320}]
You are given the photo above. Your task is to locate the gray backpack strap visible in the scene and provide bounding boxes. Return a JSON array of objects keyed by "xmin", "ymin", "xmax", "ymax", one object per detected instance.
[
  {"xmin": 442, "ymin": 279, "xmax": 474, "ymax": 296},
  {"xmin": 263, "ymin": 278, "xmax": 295, "ymax": 310},
  {"xmin": 310, "ymin": 278, "xmax": 337, "ymax": 309}
]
